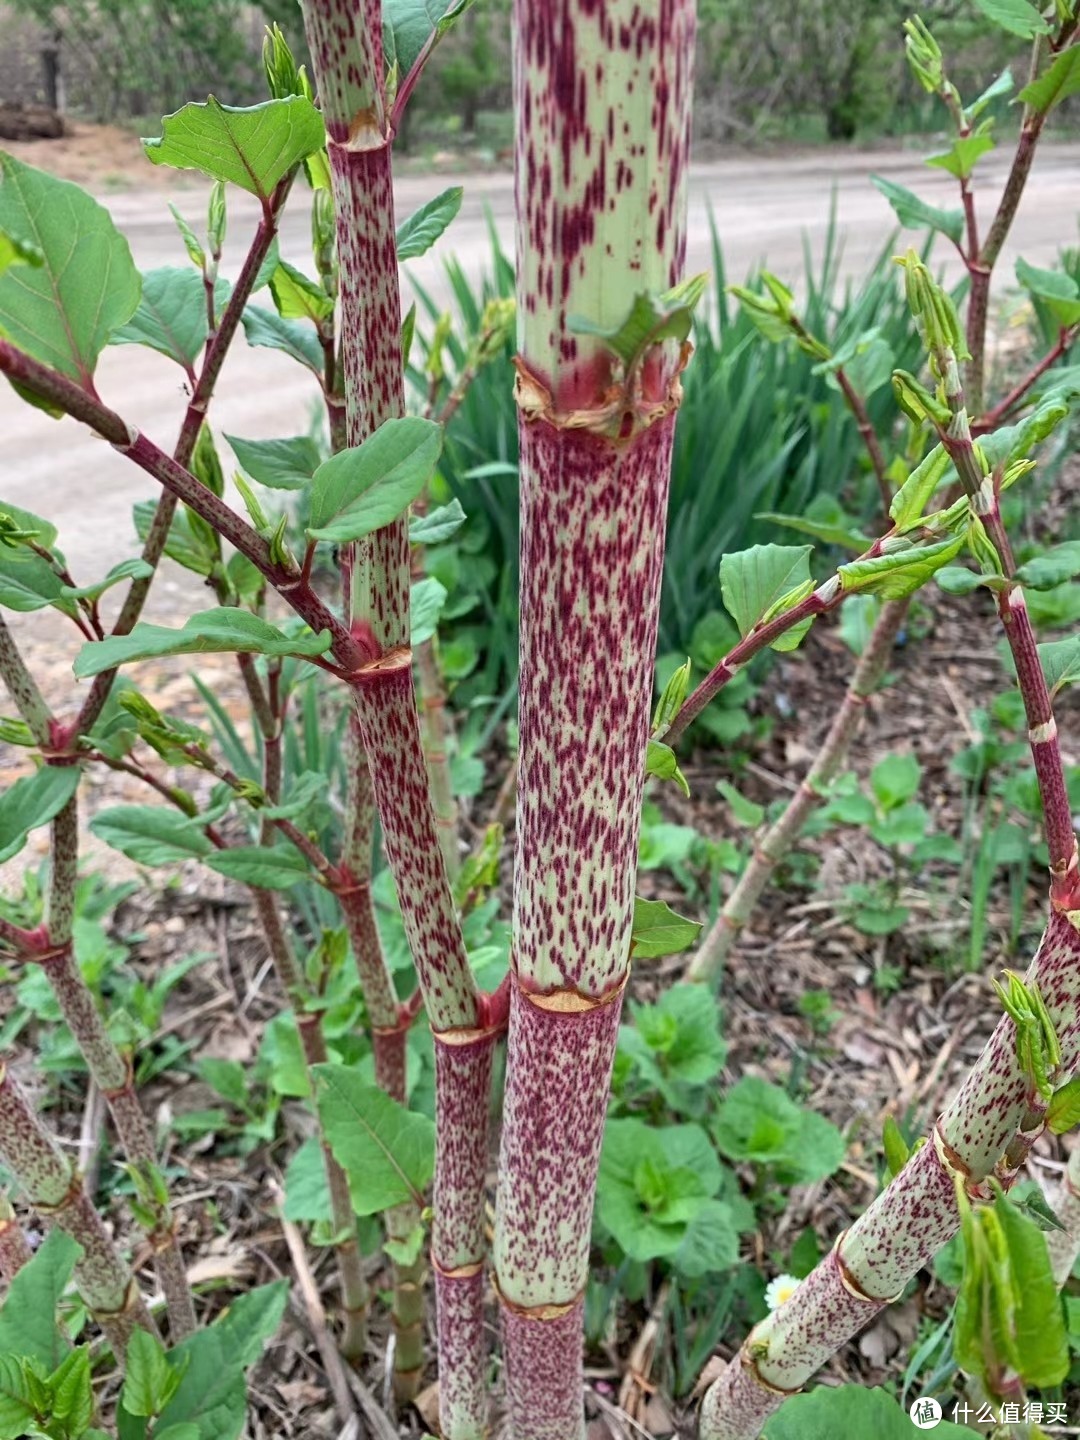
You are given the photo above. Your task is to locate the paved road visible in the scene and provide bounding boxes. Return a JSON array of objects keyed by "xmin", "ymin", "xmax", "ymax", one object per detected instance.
[{"xmin": 2, "ymin": 142, "xmax": 1078, "ymax": 633}]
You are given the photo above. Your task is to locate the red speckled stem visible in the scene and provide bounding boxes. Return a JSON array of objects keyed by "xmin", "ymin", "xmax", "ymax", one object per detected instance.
[
  {"xmin": 433, "ymin": 1028, "xmax": 498, "ymax": 1440},
  {"xmin": 496, "ymin": 1, "xmax": 696, "ymax": 1432},
  {"xmin": 0, "ymin": 1065, "xmax": 156, "ymax": 1358},
  {"xmin": 699, "ymin": 908, "xmax": 1080, "ymax": 1438},
  {"xmin": 0, "ymin": 1194, "xmax": 32, "ymax": 1281}
]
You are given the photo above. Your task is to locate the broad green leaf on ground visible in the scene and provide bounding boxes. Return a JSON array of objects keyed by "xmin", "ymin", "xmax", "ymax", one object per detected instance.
[
  {"xmin": 155, "ymin": 1283, "xmax": 287, "ymax": 1440},
  {"xmin": 1015, "ymin": 541, "xmax": 1080, "ymax": 590},
  {"xmin": 240, "ymin": 304, "xmax": 324, "ymax": 375},
  {"xmin": 0, "ymin": 764, "xmax": 80, "ymax": 865},
  {"xmin": 871, "ymin": 175, "xmax": 965, "ymax": 245},
  {"xmin": 226, "ymin": 433, "xmax": 322, "ymax": 491},
  {"xmin": 111, "ymin": 267, "xmax": 209, "ymax": 370},
  {"xmin": 315, "ymin": 1064, "xmax": 435, "ymax": 1214},
  {"xmin": 283, "ymin": 1137, "xmax": 332, "ymax": 1223},
  {"xmin": 207, "ymin": 845, "xmax": 313, "ymax": 890},
  {"xmin": 307, "ymin": 417, "xmax": 442, "ymax": 544},
  {"xmin": 926, "ymin": 133, "xmax": 996, "ymax": 180},
  {"xmin": 144, "ymin": 97, "xmax": 325, "ymax": 200},
  {"xmin": 713, "ymin": 1074, "xmax": 846, "ymax": 1184},
  {"xmin": 1016, "ymin": 256, "xmax": 1080, "ymax": 327},
  {"xmin": 970, "ymin": 0, "xmax": 1049, "ymax": 37},
  {"xmin": 765, "ymin": 1386, "xmax": 973, "ymax": 1439},
  {"xmin": 384, "ymin": 0, "xmax": 474, "ymax": 80},
  {"xmin": 619, "ymin": 983, "xmax": 726, "ymax": 1109},
  {"xmin": 49, "ymin": 1348, "xmax": 93, "ymax": 1436},
  {"xmin": 74, "ymin": 609, "xmax": 332, "ymax": 678},
  {"xmin": 90, "ymin": 806, "xmax": 213, "ymax": 866},
  {"xmin": 1019, "ymin": 44, "xmax": 1080, "ymax": 114},
  {"xmin": 396, "ymin": 187, "xmax": 463, "ymax": 261},
  {"xmin": 839, "ymin": 535, "xmax": 964, "ymax": 600},
  {"xmin": 268, "ymin": 260, "xmax": 333, "ymax": 324},
  {"xmin": 720, "ymin": 544, "xmax": 813, "ymax": 638},
  {"xmin": 630, "ymin": 897, "xmax": 701, "ymax": 959},
  {"xmin": 597, "ymin": 1118, "xmax": 733, "ymax": 1266},
  {"xmin": 409, "ymin": 498, "xmax": 466, "ymax": 544},
  {"xmin": 410, "ymin": 576, "xmax": 448, "ymax": 645},
  {"xmin": 0, "ymin": 153, "xmax": 140, "ymax": 385},
  {"xmin": 122, "ymin": 1331, "xmax": 178, "ymax": 1419},
  {"xmin": 871, "ymin": 752, "xmax": 921, "ymax": 809},
  {"xmin": 0, "ymin": 1230, "xmax": 79, "ymax": 1370}
]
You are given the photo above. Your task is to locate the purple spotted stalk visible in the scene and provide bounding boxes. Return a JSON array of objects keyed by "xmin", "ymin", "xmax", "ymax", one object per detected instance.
[
  {"xmin": 298, "ymin": 3, "xmax": 501, "ymax": 1430},
  {"xmin": 491, "ymin": 4, "xmax": 696, "ymax": 1436},
  {"xmin": 0, "ymin": 1064, "xmax": 156, "ymax": 1357},
  {"xmin": 0, "ymin": 1192, "xmax": 32, "ymax": 1280},
  {"xmin": 1047, "ymin": 1145, "xmax": 1080, "ymax": 1285}
]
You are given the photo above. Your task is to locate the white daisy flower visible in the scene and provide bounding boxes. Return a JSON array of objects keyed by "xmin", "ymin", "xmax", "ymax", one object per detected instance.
[{"xmin": 764, "ymin": 1273, "xmax": 800, "ymax": 1311}]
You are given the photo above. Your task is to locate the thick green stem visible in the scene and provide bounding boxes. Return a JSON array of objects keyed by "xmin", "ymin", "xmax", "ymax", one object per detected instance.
[
  {"xmin": 689, "ymin": 596, "xmax": 909, "ymax": 986},
  {"xmin": 0, "ymin": 1064, "xmax": 156, "ymax": 1358},
  {"xmin": 494, "ymin": 3, "xmax": 697, "ymax": 1434}
]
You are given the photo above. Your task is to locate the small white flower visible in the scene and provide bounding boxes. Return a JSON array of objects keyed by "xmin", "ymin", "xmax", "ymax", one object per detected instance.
[{"xmin": 764, "ymin": 1273, "xmax": 800, "ymax": 1311}]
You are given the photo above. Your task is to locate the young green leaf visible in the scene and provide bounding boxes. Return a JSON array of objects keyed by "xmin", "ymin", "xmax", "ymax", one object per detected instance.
[
  {"xmin": 1015, "ymin": 541, "xmax": 1080, "ymax": 590},
  {"xmin": 49, "ymin": 1347, "xmax": 93, "ymax": 1434},
  {"xmin": 144, "ymin": 97, "xmax": 325, "ymax": 200},
  {"xmin": 716, "ymin": 779, "xmax": 764, "ymax": 828},
  {"xmin": 0, "ymin": 1230, "xmax": 79, "ymax": 1370},
  {"xmin": 396, "ymin": 186, "xmax": 464, "ymax": 261},
  {"xmin": 0, "ymin": 545, "xmax": 75, "ymax": 615},
  {"xmin": 994, "ymin": 1195, "xmax": 1069, "ymax": 1386},
  {"xmin": 871, "ymin": 175, "xmax": 965, "ymax": 244},
  {"xmin": 111, "ymin": 268, "xmax": 210, "ymax": 370},
  {"xmin": 881, "ymin": 1116, "xmax": 910, "ymax": 1179},
  {"xmin": 154, "ymin": 1282, "xmax": 287, "ymax": 1440},
  {"xmin": 645, "ymin": 739, "xmax": 690, "ymax": 798},
  {"xmin": 720, "ymin": 543, "xmax": 813, "ymax": 638},
  {"xmin": 226, "ymin": 433, "xmax": 322, "ymax": 491},
  {"xmin": 0, "ymin": 1356, "xmax": 37, "ymax": 1438},
  {"xmin": 240, "ymin": 304, "xmax": 324, "ymax": 374},
  {"xmin": 74, "ymin": 609, "xmax": 332, "ymax": 678},
  {"xmin": 0, "ymin": 154, "xmax": 140, "ymax": 386},
  {"xmin": 314, "ymin": 1064, "xmax": 435, "ymax": 1214},
  {"xmin": 282, "ymin": 1137, "xmax": 332, "ymax": 1222},
  {"xmin": 268, "ymin": 260, "xmax": 333, "ymax": 324},
  {"xmin": 569, "ymin": 274, "xmax": 706, "ymax": 373},
  {"xmin": 121, "ymin": 1330, "xmax": 175, "ymax": 1419},
  {"xmin": 410, "ymin": 576, "xmax": 448, "ymax": 645},
  {"xmin": 89, "ymin": 806, "xmax": 213, "ymax": 866},
  {"xmin": 971, "ymin": 0, "xmax": 1049, "ymax": 37},
  {"xmin": 409, "ymin": 498, "xmax": 466, "ymax": 544},
  {"xmin": 889, "ymin": 444, "xmax": 951, "ymax": 531},
  {"xmin": 630, "ymin": 897, "xmax": 702, "ymax": 959},
  {"xmin": 619, "ymin": 983, "xmax": 726, "ymax": 1109},
  {"xmin": 207, "ymin": 845, "xmax": 313, "ymax": 891},
  {"xmin": 839, "ymin": 535, "xmax": 965, "ymax": 600},
  {"xmin": 1015, "ymin": 256, "xmax": 1080, "ymax": 327},
  {"xmin": 925, "ymin": 133, "xmax": 996, "ymax": 180},
  {"xmin": 0, "ymin": 765, "xmax": 81, "ymax": 865},
  {"xmin": 384, "ymin": 0, "xmax": 474, "ymax": 81},
  {"xmin": 307, "ymin": 417, "xmax": 442, "ymax": 544},
  {"xmin": 1040, "ymin": 636, "xmax": 1080, "ymax": 698},
  {"xmin": 1047, "ymin": 1075, "xmax": 1080, "ymax": 1133},
  {"xmin": 1019, "ymin": 45, "xmax": 1080, "ymax": 115},
  {"xmin": 713, "ymin": 1075, "xmax": 846, "ymax": 1183}
]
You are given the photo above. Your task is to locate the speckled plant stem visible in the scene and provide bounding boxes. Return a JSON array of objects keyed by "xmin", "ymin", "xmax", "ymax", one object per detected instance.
[
  {"xmin": 689, "ymin": 597, "xmax": 909, "ymax": 986},
  {"xmin": 0, "ymin": 1064, "xmax": 156, "ymax": 1358},
  {"xmin": 0, "ymin": 1193, "xmax": 32, "ymax": 1280},
  {"xmin": 42, "ymin": 793, "xmax": 196, "ymax": 1341},
  {"xmin": 494, "ymin": 2, "xmax": 695, "ymax": 1434},
  {"xmin": 699, "ymin": 908, "xmax": 1080, "ymax": 1439},
  {"xmin": 299, "ymin": 2, "xmax": 495, "ymax": 1424}
]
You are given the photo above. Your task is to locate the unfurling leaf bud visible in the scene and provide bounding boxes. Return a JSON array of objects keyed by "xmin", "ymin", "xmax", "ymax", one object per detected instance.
[
  {"xmin": 207, "ymin": 181, "xmax": 227, "ymax": 262},
  {"xmin": 263, "ymin": 24, "xmax": 312, "ymax": 102}
]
